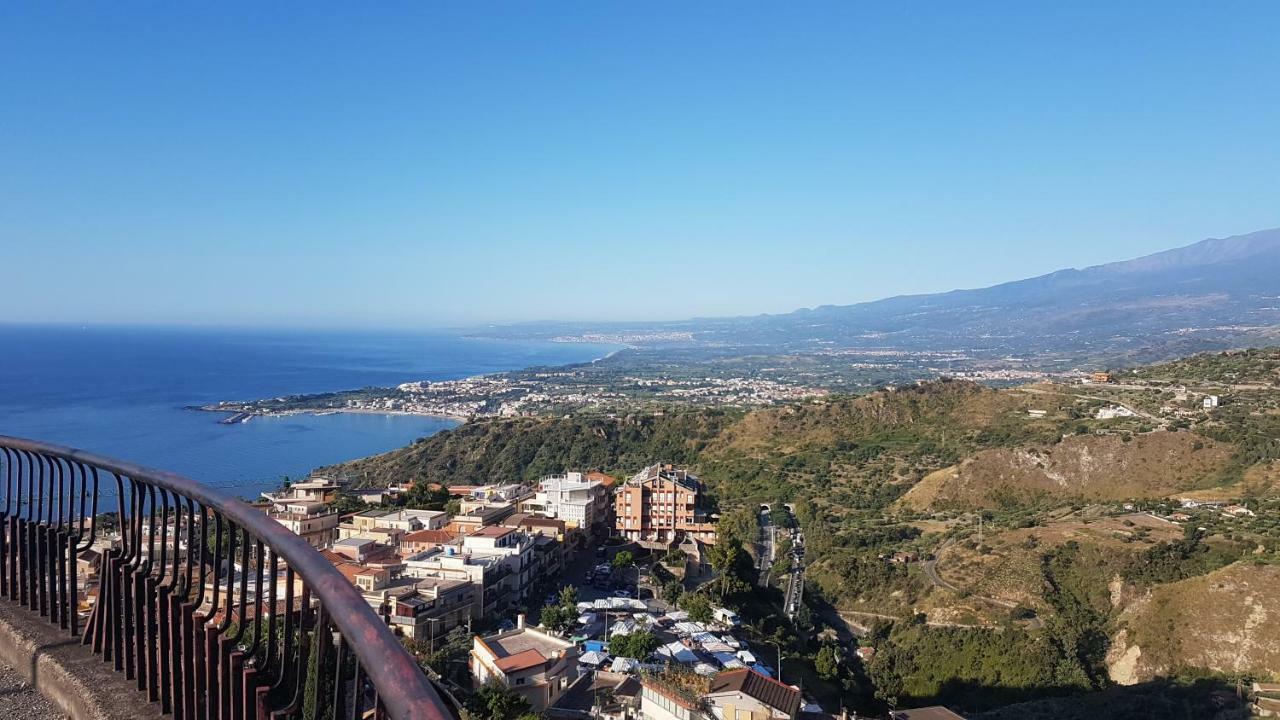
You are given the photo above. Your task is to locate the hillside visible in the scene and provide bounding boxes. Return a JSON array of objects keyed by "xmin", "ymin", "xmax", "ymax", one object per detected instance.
[
  {"xmin": 897, "ymin": 432, "xmax": 1235, "ymax": 511},
  {"xmin": 322, "ymin": 348, "xmax": 1280, "ymax": 715},
  {"xmin": 320, "ymin": 408, "xmax": 738, "ymax": 487},
  {"xmin": 1107, "ymin": 562, "xmax": 1280, "ymax": 684}
]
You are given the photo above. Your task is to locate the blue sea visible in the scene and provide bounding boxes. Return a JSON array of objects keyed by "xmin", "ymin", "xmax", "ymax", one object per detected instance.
[{"xmin": 0, "ymin": 325, "xmax": 615, "ymax": 497}]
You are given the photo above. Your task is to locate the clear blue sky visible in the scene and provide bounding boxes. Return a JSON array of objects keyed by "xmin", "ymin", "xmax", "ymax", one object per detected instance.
[{"xmin": 2, "ymin": 3, "xmax": 1278, "ymax": 328}]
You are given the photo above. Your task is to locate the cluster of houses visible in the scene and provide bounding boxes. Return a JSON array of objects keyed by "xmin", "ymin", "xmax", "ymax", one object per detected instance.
[
  {"xmin": 466, "ymin": 607, "xmax": 819, "ymax": 720},
  {"xmin": 256, "ymin": 470, "xmax": 622, "ymax": 650},
  {"xmin": 68, "ymin": 462, "xmax": 975, "ymax": 719}
]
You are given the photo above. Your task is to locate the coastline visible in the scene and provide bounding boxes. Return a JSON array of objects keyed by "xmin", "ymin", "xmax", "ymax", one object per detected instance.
[
  {"xmin": 193, "ymin": 340, "xmax": 626, "ymax": 426},
  {"xmin": 198, "ymin": 405, "xmax": 472, "ymax": 424}
]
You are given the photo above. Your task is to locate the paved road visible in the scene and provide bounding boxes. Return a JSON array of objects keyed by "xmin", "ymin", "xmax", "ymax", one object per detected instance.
[
  {"xmin": 0, "ymin": 665, "xmax": 61, "ymax": 720},
  {"xmin": 757, "ymin": 508, "xmax": 775, "ymax": 587},
  {"xmin": 783, "ymin": 530, "xmax": 805, "ymax": 618}
]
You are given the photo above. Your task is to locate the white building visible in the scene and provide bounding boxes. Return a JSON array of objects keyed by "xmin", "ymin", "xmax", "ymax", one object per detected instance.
[
  {"xmin": 262, "ymin": 478, "xmax": 341, "ymax": 548},
  {"xmin": 470, "ymin": 617, "xmax": 578, "ymax": 712},
  {"xmin": 524, "ymin": 472, "xmax": 610, "ymax": 532},
  {"xmin": 1096, "ymin": 405, "xmax": 1137, "ymax": 420},
  {"xmin": 403, "ymin": 526, "xmax": 535, "ymax": 619}
]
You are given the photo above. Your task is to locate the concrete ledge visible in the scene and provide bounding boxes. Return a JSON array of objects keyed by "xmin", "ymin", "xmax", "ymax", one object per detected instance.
[{"xmin": 0, "ymin": 600, "xmax": 164, "ymax": 720}]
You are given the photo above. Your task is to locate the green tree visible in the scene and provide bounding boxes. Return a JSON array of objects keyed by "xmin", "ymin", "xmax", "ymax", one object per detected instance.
[
  {"xmin": 707, "ymin": 537, "xmax": 752, "ymax": 599},
  {"xmin": 612, "ymin": 550, "xmax": 635, "ymax": 570},
  {"xmin": 815, "ymin": 644, "xmax": 839, "ymax": 681},
  {"xmin": 470, "ymin": 683, "xmax": 531, "ymax": 720},
  {"xmin": 610, "ymin": 631, "xmax": 660, "ymax": 659},
  {"xmin": 679, "ymin": 592, "xmax": 713, "ymax": 623},
  {"xmin": 539, "ymin": 585, "xmax": 581, "ymax": 634},
  {"xmin": 661, "ymin": 580, "xmax": 684, "ymax": 605}
]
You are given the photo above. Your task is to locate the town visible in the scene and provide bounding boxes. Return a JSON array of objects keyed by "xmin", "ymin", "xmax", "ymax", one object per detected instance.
[{"xmin": 63, "ymin": 462, "xmax": 961, "ymax": 720}]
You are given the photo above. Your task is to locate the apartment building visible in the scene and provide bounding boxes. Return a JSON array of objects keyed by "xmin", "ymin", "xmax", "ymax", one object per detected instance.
[
  {"xmin": 703, "ymin": 668, "xmax": 801, "ymax": 720},
  {"xmin": 401, "ymin": 529, "xmax": 460, "ymax": 555},
  {"xmin": 403, "ymin": 527, "xmax": 534, "ymax": 619},
  {"xmin": 470, "ymin": 617, "xmax": 579, "ymax": 712},
  {"xmin": 383, "ymin": 576, "xmax": 473, "ymax": 647},
  {"xmin": 616, "ymin": 464, "xmax": 717, "ymax": 548},
  {"xmin": 502, "ymin": 514, "xmax": 570, "ymax": 578},
  {"xmin": 262, "ymin": 478, "xmax": 341, "ymax": 548},
  {"xmin": 523, "ymin": 472, "xmax": 611, "ymax": 534},
  {"xmin": 339, "ymin": 509, "xmax": 450, "ymax": 546},
  {"xmin": 324, "ymin": 543, "xmax": 471, "ymax": 650}
]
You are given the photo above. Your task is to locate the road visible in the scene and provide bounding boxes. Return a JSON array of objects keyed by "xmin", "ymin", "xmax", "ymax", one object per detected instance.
[
  {"xmin": 757, "ymin": 506, "xmax": 776, "ymax": 587},
  {"xmin": 783, "ymin": 529, "xmax": 805, "ymax": 619},
  {"xmin": 922, "ymin": 536, "xmax": 1044, "ymax": 629},
  {"xmin": 1017, "ymin": 386, "xmax": 1160, "ymax": 422}
]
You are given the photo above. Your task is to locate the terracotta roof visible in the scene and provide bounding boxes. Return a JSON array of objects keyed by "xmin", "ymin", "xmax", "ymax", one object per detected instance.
[
  {"xmin": 586, "ymin": 472, "xmax": 617, "ymax": 487},
  {"xmin": 707, "ymin": 668, "xmax": 801, "ymax": 718},
  {"xmin": 402, "ymin": 529, "xmax": 458, "ymax": 545},
  {"xmin": 321, "ymin": 551, "xmax": 367, "ymax": 584},
  {"xmin": 493, "ymin": 648, "xmax": 547, "ymax": 673},
  {"xmin": 470, "ymin": 525, "xmax": 515, "ymax": 539},
  {"xmin": 895, "ymin": 707, "xmax": 968, "ymax": 720},
  {"xmin": 505, "ymin": 515, "xmax": 566, "ymax": 532}
]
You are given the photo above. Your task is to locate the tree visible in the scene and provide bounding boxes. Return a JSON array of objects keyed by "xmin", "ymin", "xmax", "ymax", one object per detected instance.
[
  {"xmin": 707, "ymin": 538, "xmax": 752, "ymax": 599},
  {"xmin": 470, "ymin": 683, "xmax": 531, "ymax": 720},
  {"xmin": 679, "ymin": 592, "xmax": 713, "ymax": 623},
  {"xmin": 541, "ymin": 603, "xmax": 576, "ymax": 634},
  {"xmin": 815, "ymin": 644, "xmax": 839, "ymax": 681},
  {"xmin": 540, "ymin": 585, "xmax": 581, "ymax": 634},
  {"xmin": 612, "ymin": 550, "xmax": 635, "ymax": 570},
  {"xmin": 329, "ymin": 493, "xmax": 371, "ymax": 515},
  {"xmin": 405, "ymin": 483, "xmax": 452, "ymax": 511},
  {"xmin": 610, "ymin": 631, "xmax": 659, "ymax": 659},
  {"xmin": 661, "ymin": 580, "xmax": 684, "ymax": 605}
]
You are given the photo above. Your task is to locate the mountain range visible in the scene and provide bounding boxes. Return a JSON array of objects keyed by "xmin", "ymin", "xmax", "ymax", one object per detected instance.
[{"xmin": 486, "ymin": 227, "xmax": 1280, "ymax": 366}]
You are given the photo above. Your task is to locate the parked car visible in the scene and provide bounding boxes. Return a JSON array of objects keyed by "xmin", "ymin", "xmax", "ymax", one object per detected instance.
[{"xmin": 612, "ymin": 588, "xmax": 633, "ymax": 599}]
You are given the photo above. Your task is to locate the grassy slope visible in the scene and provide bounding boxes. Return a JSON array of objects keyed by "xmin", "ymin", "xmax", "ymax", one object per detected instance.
[{"xmin": 1108, "ymin": 562, "xmax": 1280, "ymax": 683}]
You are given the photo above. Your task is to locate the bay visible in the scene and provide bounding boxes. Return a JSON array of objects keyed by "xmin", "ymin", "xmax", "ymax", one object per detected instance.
[{"xmin": 0, "ymin": 325, "xmax": 615, "ymax": 497}]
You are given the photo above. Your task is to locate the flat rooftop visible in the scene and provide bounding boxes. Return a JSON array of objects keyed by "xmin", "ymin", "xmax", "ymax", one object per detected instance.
[{"xmin": 481, "ymin": 627, "xmax": 572, "ymax": 672}]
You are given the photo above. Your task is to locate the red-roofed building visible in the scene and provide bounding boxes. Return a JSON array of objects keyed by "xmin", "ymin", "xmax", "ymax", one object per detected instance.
[
  {"xmin": 402, "ymin": 529, "xmax": 460, "ymax": 555},
  {"xmin": 704, "ymin": 668, "xmax": 802, "ymax": 719},
  {"xmin": 470, "ymin": 616, "xmax": 579, "ymax": 711}
]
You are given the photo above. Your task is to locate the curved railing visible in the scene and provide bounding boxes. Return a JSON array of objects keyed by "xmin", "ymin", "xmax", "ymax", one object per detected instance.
[{"xmin": 0, "ymin": 435, "xmax": 455, "ymax": 720}]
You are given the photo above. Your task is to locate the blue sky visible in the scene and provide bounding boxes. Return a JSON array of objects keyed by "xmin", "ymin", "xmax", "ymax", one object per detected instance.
[{"xmin": 2, "ymin": 3, "xmax": 1278, "ymax": 328}]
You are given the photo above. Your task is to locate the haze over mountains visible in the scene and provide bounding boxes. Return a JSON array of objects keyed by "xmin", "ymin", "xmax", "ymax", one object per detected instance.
[{"xmin": 489, "ymin": 228, "xmax": 1280, "ymax": 366}]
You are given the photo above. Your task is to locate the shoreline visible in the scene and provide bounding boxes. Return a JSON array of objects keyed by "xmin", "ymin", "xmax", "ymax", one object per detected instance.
[
  {"xmin": 198, "ymin": 405, "xmax": 472, "ymax": 424},
  {"xmin": 193, "ymin": 340, "xmax": 626, "ymax": 426}
]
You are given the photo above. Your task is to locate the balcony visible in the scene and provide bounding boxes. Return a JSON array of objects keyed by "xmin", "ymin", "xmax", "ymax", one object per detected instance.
[{"xmin": 0, "ymin": 435, "xmax": 456, "ymax": 720}]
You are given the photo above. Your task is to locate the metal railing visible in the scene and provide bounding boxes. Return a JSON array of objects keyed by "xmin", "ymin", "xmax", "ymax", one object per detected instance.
[{"xmin": 0, "ymin": 435, "xmax": 455, "ymax": 720}]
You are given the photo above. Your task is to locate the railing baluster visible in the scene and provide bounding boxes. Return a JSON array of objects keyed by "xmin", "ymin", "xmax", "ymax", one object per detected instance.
[{"xmin": 0, "ymin": 435, "xmax": 451, "ymax": 720}]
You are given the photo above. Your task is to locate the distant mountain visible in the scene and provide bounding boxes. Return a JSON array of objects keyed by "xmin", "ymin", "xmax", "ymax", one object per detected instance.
[{"xmin": 483, "ymin": 228, "xmax": 1280, "ymax": 366}]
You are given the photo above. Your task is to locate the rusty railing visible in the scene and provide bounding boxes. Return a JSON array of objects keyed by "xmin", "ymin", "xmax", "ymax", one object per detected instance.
[{"xmin": 0, "ymin": 435, "xmax": 454, "ymax": 720}]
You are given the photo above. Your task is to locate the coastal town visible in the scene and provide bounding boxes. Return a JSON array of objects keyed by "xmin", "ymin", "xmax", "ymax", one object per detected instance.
[
  {"xmin": 199, "ymin": 368, "xmax": 829, "ymax": 421},
  {"xmin": 62, "ymin": 460, "xmax": 962, "ymax": 720}
]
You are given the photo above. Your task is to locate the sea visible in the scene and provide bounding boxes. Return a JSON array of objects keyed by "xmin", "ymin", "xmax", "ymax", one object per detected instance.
[{"xmin": 0, "ymin": 325, "xmax": 616, "ymax": 498}]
